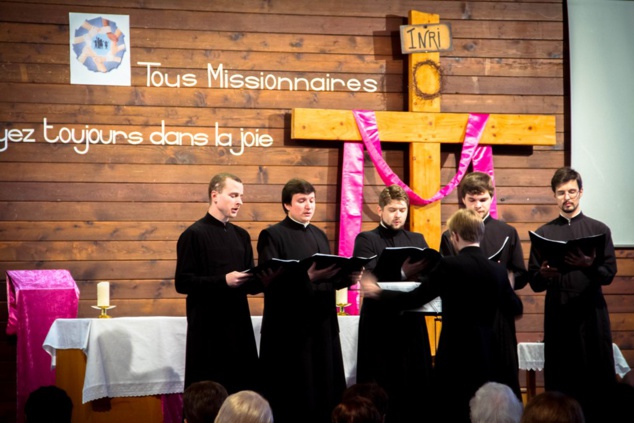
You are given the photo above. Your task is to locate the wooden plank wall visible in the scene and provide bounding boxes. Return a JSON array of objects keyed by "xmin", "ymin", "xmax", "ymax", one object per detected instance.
[{"xmin": 0, "ymin": 0, "xmax": 632, "ymax": 421}]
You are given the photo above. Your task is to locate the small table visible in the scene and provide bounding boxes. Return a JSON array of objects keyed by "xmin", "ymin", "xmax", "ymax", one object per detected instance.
[
  {"xmin": 43, "ymin": 315, "xmax": 361, "ymax": 423},
  {"xmin": 517, "ymin": 342, "xmax": 631, "ymax": 400}
]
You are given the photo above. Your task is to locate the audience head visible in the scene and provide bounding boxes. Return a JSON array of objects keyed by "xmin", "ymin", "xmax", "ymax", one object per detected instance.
[
  {"xmin": 183, "ymin": 380, "xmax": 228, "ymax": 423},
  {"xmin": 447, "ymin": 208, "xmax": 485, "ymax": 244},
  {"xmin": 469, "ymin": 381, "xmax": 523, "ymax": 423},
  {"xmin": 24, "ymin": 385, "xmax": 73, "ymax": 423},
  {"xmin": 331, "ymin": 396, "xmax": 382, "ymax": 423},
  {"xmin": 521, "ymin": 391, "xmax": 585, "ymax": 423},
  {"xmin": 342, "ymin": 382, "xmax": 389, "ymax": 419},
  {"xmin": 214, "ymin": 390, "xmax": 273, "ymax": 423}
]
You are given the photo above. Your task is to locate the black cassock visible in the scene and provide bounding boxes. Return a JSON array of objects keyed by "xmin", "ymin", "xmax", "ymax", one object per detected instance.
[
  {"xmin": 381, "ymin": 247, "xmax": 523, "ymax": 423},
  {"xmin": 353, "ymin": 225, "xmax": 433, "ymax": 423},
  {"xmin": 175, "ymin": 213, "xmax": 262, "ymax": 393},
  {"xmin": 528, "ymin": 212, "xmax": 617, "ymax": 421},
  {"xmin": 257, "ymin": 216, "xmax": 347, "ymax": 423},
  {"xmin": 440, "ymin": 215, "xmax": 527, "ymax": 398}
]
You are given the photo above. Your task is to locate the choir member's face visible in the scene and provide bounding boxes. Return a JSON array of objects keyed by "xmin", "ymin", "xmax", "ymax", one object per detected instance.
[
  {"xmin": 462, "ymin": 191, "xmax": 492, "ymax": 218},
  {"xmin": 379, "ymin": 199, "xmax": 408, "ymax": 230},
  {"xmin": 285, "ymin": 192, "xmax": 315, "ymax": 223},
  {"xmin": 554, "ymin": 180, "xmax": 582, "ymax": 216},
  {"xmin": 211, "ymin": 178, "xmax": 244, "ymax": 222}
]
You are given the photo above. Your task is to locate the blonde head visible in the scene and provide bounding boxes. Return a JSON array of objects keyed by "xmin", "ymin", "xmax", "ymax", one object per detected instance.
[
  {"xmin": 447, "ymin": 208, "xmax": 485, "ymax": 243},
  {"xmin": 214, "ymin": 390, "xmax": 273, "ymax": 423}
]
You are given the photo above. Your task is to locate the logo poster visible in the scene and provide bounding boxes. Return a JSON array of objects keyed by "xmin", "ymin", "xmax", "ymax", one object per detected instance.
[{"xmin": 69, "ymin": 12, "xmax": 131, "ymax": 86}]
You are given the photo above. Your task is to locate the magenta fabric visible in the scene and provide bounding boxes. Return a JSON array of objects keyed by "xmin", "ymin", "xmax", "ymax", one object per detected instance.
[
  {"xmin": 161, "ymin": 393, "xmax": 183, "ymax": 423},
  {"xmin": 352, "ymin": 110, "xmax": 492, "ymax": 206},
  {"xmin": 337, "ymin": 142, "xmax": 366, "ymax": 315},
  {"xmin": 6, "ymin": 269, "xmax": 79, "ymax": 423}
]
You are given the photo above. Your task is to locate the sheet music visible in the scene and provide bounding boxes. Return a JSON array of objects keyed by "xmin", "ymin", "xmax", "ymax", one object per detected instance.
[{"xmin": 376, "ymin": 282, "xmax": 442, "ymax": 314}]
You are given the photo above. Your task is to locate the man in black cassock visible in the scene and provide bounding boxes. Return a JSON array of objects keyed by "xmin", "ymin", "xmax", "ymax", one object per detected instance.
[
  {"xmin": 440, "ymin": 172, "xmax": 527, "ymax": 399},
  {"xmin": 257, "ymin": 178, "xmax": 359, "ymax": 423},
  {"xmin": 353, "ymin": 184, "xmax": 433, "ymax": 423},
  {"xmin": 175, "ymin": 173, "xmax": 262, "ymax": 393},
  {"xmin": 363, "ymin": 208, "xmax": 523, "ymax": 423},
  {"xmin": 528, "ymin": 167, "xmax": 617, "ymax": 422}
]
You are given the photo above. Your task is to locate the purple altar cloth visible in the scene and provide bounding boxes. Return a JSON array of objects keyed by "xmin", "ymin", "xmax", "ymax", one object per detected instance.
[{"xmin": 6, "ymin": 269, "xmax": 79, "ymax": 423}]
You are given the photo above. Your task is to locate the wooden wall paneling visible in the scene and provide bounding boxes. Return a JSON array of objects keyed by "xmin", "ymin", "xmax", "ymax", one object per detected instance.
[{"xmin": 3, "ymin": 0, "xmax": 632, "ymax": 421}]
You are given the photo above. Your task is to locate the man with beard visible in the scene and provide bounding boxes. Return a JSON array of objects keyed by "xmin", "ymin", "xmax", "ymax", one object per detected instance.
[
  {"xmin": 440, "ymin": 172, "xmax": 526, "ymax": 399},
  {"xmin": 175, "ymin": 173, "xmax": 263, "ymax": 393},
  {"xmin": 353, "ymin": 184, "xmax": 434, "ymax": 423},
  {"xmin": 528, "ymin": 166, "xmax": 617, "ymax": 422}
]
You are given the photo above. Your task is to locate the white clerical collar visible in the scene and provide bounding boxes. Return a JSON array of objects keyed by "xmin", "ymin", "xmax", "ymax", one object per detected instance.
[
  {"xmin": 289, "ymin": 215, "xmax": 310, "ymax": 228},
  {"xmin": 560, "ymin": 209, "xmax": 582, "ymax": 222}
]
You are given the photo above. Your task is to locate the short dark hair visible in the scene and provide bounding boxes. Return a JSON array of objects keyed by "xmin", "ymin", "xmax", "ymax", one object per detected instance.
[
  {"xmin": 208, "ymin": 173, "xmax": 242, "ymax": 201},
  {"xmin": 25, "ymin": 385, "xmax": 73, "ymax": 423},
  {"xmin": 378, "ymin": 185, "xmax": 409, "ymax": 208},
  {"xmin": 550, "ymin": 167, "xmax": 583, "ymax": 192},
  {"xmin": 281, "ymin": 178, "xmax": 315, "ymax": 214},
  {"xmin": 459, "ymin": 172, "xmax": 495, "ymax": 199},
  {"xmin": 332, "ymin": 397, "xmax": 382, "ymax": 423},
  {"xmin": 447, "ymin": 208, "xmax": 485, "ymax": 243},
  {"xmin": 342, "ymin": 382, "xmax": 389, "ymax": 417},
  {"xmin": 521, "ymin": 391, "xmax": 585, "ymax": 423},
  {"xmin": 183, "ymin": 380, "xmax": 228, "ymax": 423}
]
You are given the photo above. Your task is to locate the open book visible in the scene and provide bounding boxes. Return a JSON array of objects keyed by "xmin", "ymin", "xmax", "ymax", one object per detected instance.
[
  {"xmin": 372, "ymin": 247, "xmax": 441, "ymax": 282},
  {"xmin": 529, "ymin": 231, "xmax": 606, "ymax": 269},
  {"xmin": 302, "ymin": 253, "xmax": 376, "ymax": 281},
  {"xmin": 245, "ymin": 258, "xmax": 299, "ymax": 274},
  {"xmin": 248, "ymin": 253, "xmax": 375, "ymax": 281},
  {"xmin": 488, "ymin": 236, "xmax": 509, "ymax": 262},
  {"xmin": 377, "ymin": 281, "xmax": 442, "ymax": 314}
]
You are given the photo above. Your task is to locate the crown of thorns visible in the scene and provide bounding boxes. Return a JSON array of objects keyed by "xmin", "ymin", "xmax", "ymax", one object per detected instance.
[{"xmin": 412, "ymin": 60, "xmax": 443, "ymax": 100}]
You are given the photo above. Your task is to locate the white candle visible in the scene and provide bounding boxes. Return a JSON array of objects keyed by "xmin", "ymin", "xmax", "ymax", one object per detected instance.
[
  {"xmin": 336, "ymin": 287, "xmax": 348, "ymax": 305},
  {"xmin": 97, "ymin": 282, "xmax": 110, "ymax": 307}
]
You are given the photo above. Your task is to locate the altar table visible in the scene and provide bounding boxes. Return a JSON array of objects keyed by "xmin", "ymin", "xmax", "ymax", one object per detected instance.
[
  {"xmin": 43, "ymin": 315, "xmax": 360, "ymax": 423},
  {"xmin": 517, "ymin": 342, "xmax": 631, "ymax": 401}
]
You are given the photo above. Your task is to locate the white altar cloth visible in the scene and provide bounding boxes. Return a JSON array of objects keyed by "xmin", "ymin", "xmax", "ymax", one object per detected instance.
[
  {"xmin": 517, "ymin": 342, "xmax": 630, "ymax": 377},
  {"xmin": 43, "ymin": 317, "xmax": 186, "ymax": 403},
  {"xmin": 43, "ymin": 315, "xmax": 360, "ymax": 403}
]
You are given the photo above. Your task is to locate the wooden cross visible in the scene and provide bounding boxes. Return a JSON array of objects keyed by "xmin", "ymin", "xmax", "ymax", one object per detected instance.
[{"xmin": 291, "ymin": 10, "xmax": 556, "ymax": 250}]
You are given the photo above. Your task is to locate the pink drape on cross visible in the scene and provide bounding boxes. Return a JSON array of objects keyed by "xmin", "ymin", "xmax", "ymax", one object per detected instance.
[
  {"xmin": 6, "ymin": 269, "xmax": 79, "ymax": 423},
  {"xmin": 338, "ymin": 111, "xmax": 496, "ymax": 314}
]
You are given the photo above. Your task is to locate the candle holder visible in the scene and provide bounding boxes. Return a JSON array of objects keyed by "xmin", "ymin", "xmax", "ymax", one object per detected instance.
[
  {"xmin": 336, "ymin": 302, "xmax": 350, "ymax": 316},
  {"xmin": 91, "ymin": 305, "xmax": 116, "ymax": 319}
]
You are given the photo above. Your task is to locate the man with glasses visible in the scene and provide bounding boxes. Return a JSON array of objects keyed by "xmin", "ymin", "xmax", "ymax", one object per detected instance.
[{"xmin": 528, "ymin": 166, "xmax": 617, "ymax": 423}]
